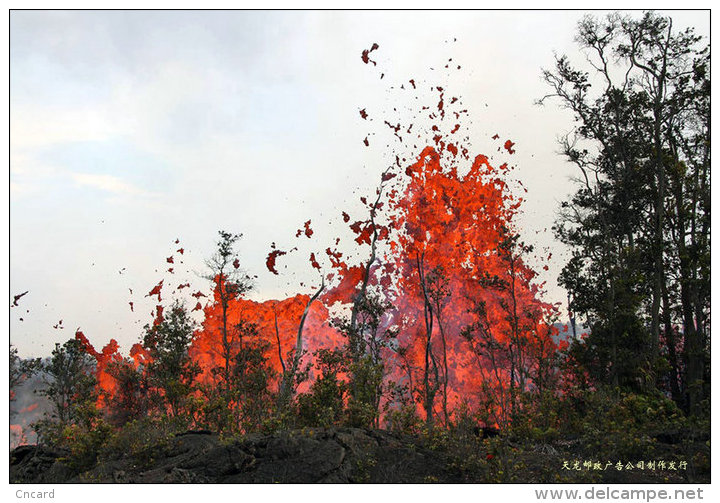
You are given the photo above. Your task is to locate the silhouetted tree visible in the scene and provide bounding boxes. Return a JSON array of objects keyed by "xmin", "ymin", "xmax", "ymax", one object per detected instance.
[
  {"xmin": 540, "ymin": 12, "xmax": 709, "ymax": 411},
  {"xmin": 33, "ymin": 338, "xmax": 101, "ymax": 449},
  {"xmin": 142, "ymin": 302, "xmax": 201, "ymax": 423},
  {"xmin": 37, "ymin": 338, "xmax": 97, "ymax": 426},
  {"xmin": 10, "ymin": 344, "xmax": 41, "ymax": 405},
  {"xmin": 105, "ymin": 358, "xmax": 149, "ymax": 426},
  {"xmin": 205, "ymin": 230, "xmax": 254, "ymax": 387}
]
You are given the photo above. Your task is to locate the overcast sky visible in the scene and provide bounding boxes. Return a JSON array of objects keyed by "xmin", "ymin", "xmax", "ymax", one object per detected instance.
[{"xmin": 9, "ymin": 10, "xmax": 710, "ymax": 357}]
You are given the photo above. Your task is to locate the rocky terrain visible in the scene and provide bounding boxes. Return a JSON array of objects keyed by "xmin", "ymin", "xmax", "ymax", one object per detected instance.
[
  {"xmin": 10, "ymin": 428, "xmax": 469, "ymax": 483},
  {"xmin": 10, "ymin": 427, "xmax": 708, "ymax": 484}
]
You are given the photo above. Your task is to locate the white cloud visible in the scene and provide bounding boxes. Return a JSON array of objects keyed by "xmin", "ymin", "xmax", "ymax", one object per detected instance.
[
  {"xmin": 69, "ymin": 172, "xmax": 151, "ymax": 197},
  {"xmin": 11, "ymin": 102, "xmax": 120, "ymax": 150}
]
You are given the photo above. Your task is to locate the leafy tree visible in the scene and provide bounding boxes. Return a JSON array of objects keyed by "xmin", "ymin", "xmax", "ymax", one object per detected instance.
[
  {"xmin": 33, "ymin": 337, "xmax": 105, "ymax": 455},
  {"xmin": 205, "ymin": 230, "xmax": 253, "ymax": 387},
  {"xmin": 201, "ymin": 230, "xmax": 257, "ymax": 433},
  {"xmin": 296, "ymin": 348, "xmax": 347, "ymax": 427},
  {"xmin": 324, "ymin": 166, "xmax": 397, "ymax": 428},
  {"xmin": 540, "ymin": 12, "xmax": 709, "ymax": 410},
  {"xmin": 10, "ymin": 344, "xmax": 41, "ymax": 404},
  {"xmin": 230, "ymin": 324, "xmax": 277, "ymax": 432},
  {"xmin": 105, "ymin": 358, "xmax": 149, "ymax": 427},
  {"xmin": 37, "ymin": 338, "xmax": 97, "ymax": 426},
  {"xmin": 142, "ymin": 301, "xmax": 201, "ymax": 423},
  {"xmin": 334, "ymin": 290, "xmax": 397, "ymax": 427}
]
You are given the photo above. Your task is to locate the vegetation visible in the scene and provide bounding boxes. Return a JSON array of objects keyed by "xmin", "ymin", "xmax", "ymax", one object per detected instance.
[
  {"xmin": 9, "ymin": 11, "xmax": 709, "ymax": 484},
  {"xmin": 10, "ymin": 345, "xmax": 40, "ymax": 404},
  {"xmin": 539, "ymin": 11, "xmax": 710, "ymax": 412}
]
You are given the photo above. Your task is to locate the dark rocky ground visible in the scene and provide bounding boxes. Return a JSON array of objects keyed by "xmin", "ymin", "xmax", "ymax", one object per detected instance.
[
  {"xmin": 10, "ymin": 427, "xmax": 709, "ymax": 484},
  {"xmin": 10, "ymin": 428, "xmax": 462, "ymax": 483}
]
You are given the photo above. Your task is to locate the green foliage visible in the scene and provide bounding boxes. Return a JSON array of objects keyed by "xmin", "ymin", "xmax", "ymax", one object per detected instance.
[
  {"xmin": 198, "ymin": 325, "xmax": 278, "ymax": 435},
  {"xmin": 483, "ymin": 436, "xmax": 523, "ymax": 483},
  {"xmin": 509, "ymin": 386, "xmax": 692, "ymax": 462},
  {"xmin": 36, "ymin": 338, "xmax": 97, "ymax": 427},
  {"xmin": 196, "ymin": 388, "xmax": 234, "ymax": 434},
  {"xmin": 28, "ymin": 337, "xmax": 115, "ymax": 474},
  {"xmin": 10, "ymin": 345, "xmax": 41, "ymax": 404},
  {"xmin": 100, "ymin": 417, "xmax": 176, "ymax": 468},
  {"xmin": 285, "ymin": 291, "xmax": 399, "ymax": 430},
  {"xmin": 105, "ymin": 359, "xmax": 148, "ymax": 426},
  {"xmin": 142, "ymin": 302, "xmax": 200, "ymax": 423},
  {"xmin": 334, "ymin": 290, "xmax": 397, "ymax": 428},
  {"xmin": 571, "ymin": 309, "xmax": 651, "ymax": 392},
  {"xmin": 205, "ymin": 230, "xmax": 254, "ymax": 392},
  {"xmin": 296, "ymin": 348, "xmax": 347, "ymax": 427},
  {"xmin": 383, "ymin": 381, "xmax": 422, "ymax": 434},
  {"xmin": 232, "ymin": 338, "xmax": 277, "ymax": 432},
  {"xmin": 542, "ymin": 11, "xmax": 710, "ymax": 413},
  {"xmin": 509, "ymin": 390, "xmax": 563, "ymax": 442},
  {"xmin": 206, "ymin": 230, "xmax": 254, "ymax": 301},
  {"xmin": 346, "ymin": 354, "xmax": 384, "ymax": 427},
  {"xmin": 34, "ymin": 398, "xmax": 112, "ymax": 473},
  {"xmin": 385, "ymin": 404, "xmax": 422, "ymax": 435},
  {"xmin": 352, "ymin": 453, "xmax": 378, "ymax": 483}
]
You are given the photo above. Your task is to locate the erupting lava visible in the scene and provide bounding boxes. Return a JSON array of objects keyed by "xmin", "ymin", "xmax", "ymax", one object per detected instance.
[{"xmin": 16, "ymin": 39, "xmax": 561, "ymax": 435}]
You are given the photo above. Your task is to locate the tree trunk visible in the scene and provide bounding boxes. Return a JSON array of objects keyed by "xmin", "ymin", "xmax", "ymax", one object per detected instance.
[{"xmin": 278, "ymin": 278, "xmax": 325, "ymax": 410}]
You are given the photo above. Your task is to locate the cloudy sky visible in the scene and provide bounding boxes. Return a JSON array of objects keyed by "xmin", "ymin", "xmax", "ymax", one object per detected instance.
[{"xmin": 9, "ymin": 10, "xmax": 710, "ymax": 357}]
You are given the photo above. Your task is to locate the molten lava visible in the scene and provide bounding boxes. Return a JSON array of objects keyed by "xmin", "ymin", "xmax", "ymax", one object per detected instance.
[{"xmin": 24, "ymin": 40, "xmax": 561, "ymax": 433}]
